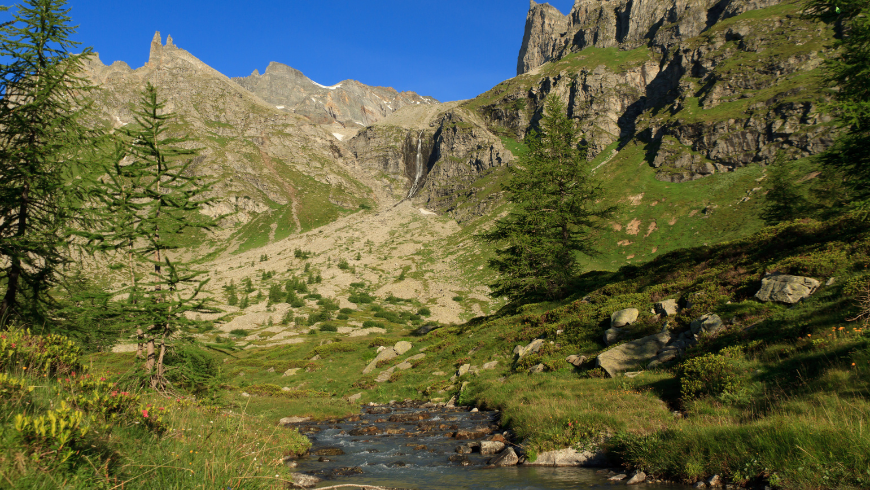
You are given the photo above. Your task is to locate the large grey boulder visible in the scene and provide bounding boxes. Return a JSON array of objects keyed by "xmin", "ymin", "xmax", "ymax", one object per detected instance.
[
  {"xmin": 611, "ymin": 308, "xmax": 639, "ymax": 328},
  {"xmin": 654, "ymin": 299, "xmax": 679, "ymax": 316},
  {"xmin": 363, "ymin": 347, "xmax": 398, "ymax": 374},
  {"xmin": 597, "ymin": 331, "xmax": 672, "ymax": 377},
  {"xmin": 514, "ymin": 338, "xmax": 545, "ymax": 358},
  {"xmin": 755, "ymin": 274, "xmax": 820, "ymax": 304},
  {"xmin": 394, "ymin": 341, "xmax": 412, "ymax": 355},
  {"xmin": 524, "ymin": 448, "xmax": 606, "ymax": 467},
  {"xmin": 690, "ymin": 314, "xmax": 725, "ymax": 337}
]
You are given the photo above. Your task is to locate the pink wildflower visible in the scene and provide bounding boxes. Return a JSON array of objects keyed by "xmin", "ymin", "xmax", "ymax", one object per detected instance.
[
  {"xmin": 142, "ymin": 409, "xmax": 149, "ymax": 418},
  {"xmin": 111, "ymin": 391, "xmax": 118, "ymax": 397}
]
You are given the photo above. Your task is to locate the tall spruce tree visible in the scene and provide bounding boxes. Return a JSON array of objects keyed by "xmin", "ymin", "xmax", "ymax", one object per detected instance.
[
  {"xmin": 805, "ymin": 0, "xmax": 870, "ymax": 211},
  {"xmin": 90, "ymin": 83, "xmax": 216, "ymax": 389},
  {"xmin": 480, "ymin": 96, "xmax": 616, "ymax": 301},
  {"xmin": 0, "ymin": 0, "xmax": 98, "ymax": 328}
]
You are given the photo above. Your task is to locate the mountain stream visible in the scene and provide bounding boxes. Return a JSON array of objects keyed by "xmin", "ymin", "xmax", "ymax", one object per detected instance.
[{"xmin": 285, "ymin": 403, "xmax": 692, "ymax": 489}]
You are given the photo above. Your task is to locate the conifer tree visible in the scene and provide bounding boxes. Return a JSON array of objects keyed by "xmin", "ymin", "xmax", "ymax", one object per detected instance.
[
  {"xmin": 806, "ymin": 0, "xmax": 870, "ymax": 211},
  {"xmin": 0, "ymin": 0, "xmax": 99, "ymax": 328},
  {"xmin": 480, "ymin": 96, "xmax": 616, "ymax": 300},
  {"xmin": 90, "ymin": 83, "xmax": 216, "ymax": 389}
]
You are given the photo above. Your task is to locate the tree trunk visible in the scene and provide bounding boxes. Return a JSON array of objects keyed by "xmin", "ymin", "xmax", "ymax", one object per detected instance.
[
  {"xmin": 0, "ymin": 184, "xmax": 29, "ymax": 329},
  {"xmin": 144, "ymin": 338, "xmax": 155, "ymax": 374},
  {"xmin": 135, "ymin": 328, "xmax": 144, "ymax": 359}
]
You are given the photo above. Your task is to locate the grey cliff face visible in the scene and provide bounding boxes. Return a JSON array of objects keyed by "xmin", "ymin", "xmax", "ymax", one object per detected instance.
[
  {"xmin": 517, "ymin": 0, "xmax": 785, "ymax": 75},
  {"xmin": 233, "ymin": 62, "xmax": 438, "ymax": 127},
  {"xmin": 477, "ymin": 0, "xmax": 836, "ymax": 182},
  {"xmin": 517, "ymin": 1, "xmax": 571, "ymax": 76}
]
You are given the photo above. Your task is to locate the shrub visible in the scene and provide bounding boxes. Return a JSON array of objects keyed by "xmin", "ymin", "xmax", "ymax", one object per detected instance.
[
  {"xmin": 368, "ymin": 337, "xmax": 391, "ymax": 347},
  {"xmin": 0, "ymin": 329, "xmax": 82, "ymax": 376},
  {"xmin": 362, "ymin": 320, "xmax": 384, "ymax": 329},
  {"xmin": 164, "ymin": 344, "xmax": 226, "ymax": 403},
  {"xmin": 453, "ymin": 296, "xmax": 464, "ymax": 302},
  {"xmin": 340, "ymin": 307, "xmax": 354, "ymax": 314},
  {"xmin": 374, "ymin": 311, "xmax": 403, "ymax": 323},
  {"xmin": 350, "ymin": 282, "xmax": 366, "ymax": 289},
  {"xmin": 336, "ymin": 314, "xmax": 349, "ymax": 320},
  {"xmin": 348, "ymin": 292, "xmax": 375, "ymax": 304},
  {"xmin": 337, "ymin": 258, "xmax": 350, "ymax": 270},
  {"xmin": 417, "ymin": 307, "xmax": 431, "ymax": 316},
  {"xmin": 229, "ymin": 329, "xmax": 247, "ymax": 337},
  {"xmin": 319, "ymin": 324, "xmax": 338, "ymax": 332},
  {"xmin": 679, "ymin": 353, "xmax": 740, "ymax": 400}
]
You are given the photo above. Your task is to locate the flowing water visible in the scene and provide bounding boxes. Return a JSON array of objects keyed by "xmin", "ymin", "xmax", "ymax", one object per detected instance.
[
  {"xmin": 286, "ymin": 403, "xmax": 692, "ymax": 489},
  {"xmin": 407, "ymin": 131, "xmax": 424, "ymax": 199}
]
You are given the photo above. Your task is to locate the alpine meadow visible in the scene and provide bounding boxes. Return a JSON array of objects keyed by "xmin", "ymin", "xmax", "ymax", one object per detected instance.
[{"xmin": 1, "ymin": 0, "xmax": 870, "ymax": 489}]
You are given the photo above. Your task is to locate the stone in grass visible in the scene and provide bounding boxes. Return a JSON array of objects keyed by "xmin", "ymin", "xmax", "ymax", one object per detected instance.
[
  {"xmin": 348, "ymin": 393, "xmax": 362, "ymax": 402},
  {"xmin": 755, "ymin": 274, "xmax": 820, "ymax": 304},
  {"xmin": 690, "ymin": 314, "xmax": 725, "ymax": 337},
  {"xmin": 279, "ymin": 416, "xmax": 310, "ymax": 425},
  {"xmin": 655, "ymin": 299, "xmax": 680, "ymax": 316},
  {"xmin": 529, "ymin": 363, "xmax": 546, "ymax": 374},
  {"xmin": 566, "ymin": 355, "xmax": 586, "ymax": 367},
  {"xmin": 289, "ymin": 473, "xmax": 321, "ymax": 488},
  {"xmin": 362, "ymin": 347, "xmax": 398, "ymax": 374},
  {"xmin": 482, "ymin": 361, "xmax": 499, "ymax": 370},
  {"xmin": 283, "ymin": 368, "xmax": 301, "ymax": 377},
  {"xmin": 394, "ymin": 341, "xmax": 413, "ymax": 355},
  {"xmin": 457, "ymin": 364, "xmax": 471, "ymax": 376},
  {"xmin": 597, "ymin": 331, "xmax": 672, "ymax": 377},
  {"xmin": 626, "ymin": 471, "xmax": 647, "ymax": 484},
  {"xmin": 514, "ymin": 338, "xmax": 545, "ymax": 358},
  {"xmin": 611, "ymin": 308, "xmax": 639, "ymax": 328},
  {"xmin": 604, "ymin": 327, "xmax": 625, "ymax": 346},
  {"xmin": 487, "ymin": 447, "xmax": 519, "ymax": 466},
  {"xmin": 525, "ymin": 448, "xmax": 606, "ymax": 466}
]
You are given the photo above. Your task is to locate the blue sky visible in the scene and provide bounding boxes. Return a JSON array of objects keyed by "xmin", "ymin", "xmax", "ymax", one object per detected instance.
[{"xmin": 58, "ymin": 0, "xmax": 575, "ymax": 102}]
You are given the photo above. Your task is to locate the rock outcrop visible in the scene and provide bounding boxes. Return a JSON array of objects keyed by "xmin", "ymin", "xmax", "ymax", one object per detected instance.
[
  {"xmin": 755, "ymin": 274, "xmax": 821, "ymax": 304},
  {"xmin": 476, "ymin": 0, "xmax": 838, "ymax": 183}
]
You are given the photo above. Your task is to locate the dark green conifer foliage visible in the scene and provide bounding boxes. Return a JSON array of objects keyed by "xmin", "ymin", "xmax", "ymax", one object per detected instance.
[
  {"xmin": 90, "ymin": 83, "xmax": 217, "ymax": 389},
  {"xmin": 0, "ymin": 0, "xmax": 99, "ymax": 328},
  {"xmin": 806, "ymin": 0, "xmax": 870, "ymax": 211},
  {"xmin": 480, "ymin": 96, "xmax": 616, "ymax": 300}
]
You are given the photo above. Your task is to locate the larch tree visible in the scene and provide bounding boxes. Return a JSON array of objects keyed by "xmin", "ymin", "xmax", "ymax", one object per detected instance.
[
  {"xmin": 89, "ymin": 83, "xmax": 217, "ymax": 390},
  {"xmin": 0, "ymin": 0, "xmax": 99, "ymax": 328},
  {"xmin": 479, "ymin": 96, "xmax": 616, "ymax": 301}
]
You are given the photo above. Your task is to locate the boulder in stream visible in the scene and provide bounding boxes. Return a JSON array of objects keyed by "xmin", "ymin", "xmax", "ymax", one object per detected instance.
[
  {"xmin": 289, "ymin": 473, "xmax": 321, "ymax": 488},
  {"xmin": 488, "ymin": 447, "xmax": 519, "ymax": 466}
]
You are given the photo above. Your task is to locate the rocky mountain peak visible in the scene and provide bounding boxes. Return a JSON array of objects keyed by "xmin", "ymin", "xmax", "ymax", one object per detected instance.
[
  {"xmin": 517, "ymin": 1, "xmax": 570, "ymax": 75},
  {"xmin": 517, "ymin": 0, "xmax": 785, "ymax": 74},
  {"xmin": 234, "ymin": 63, "xmax": 437, "ymax": 128}
]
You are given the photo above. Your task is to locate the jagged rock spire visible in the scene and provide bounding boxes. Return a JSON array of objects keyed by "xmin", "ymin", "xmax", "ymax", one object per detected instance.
[
  {"xmin": 166, "ymin": 34, "xmax": 175, "ymax": 47},
  {"xmin": 149, "ymin": 31, "xmax": 162, "ymax": 64}
]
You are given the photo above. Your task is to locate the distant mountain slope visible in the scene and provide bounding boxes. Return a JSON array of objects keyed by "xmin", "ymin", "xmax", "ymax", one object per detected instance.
[
  {"xmin": 83, "ymin": 32, "xmax": 379, "ymax": 252},
  {"xmin": 233, "ymin": 62, "xmax": 438, "ymax": 129}
]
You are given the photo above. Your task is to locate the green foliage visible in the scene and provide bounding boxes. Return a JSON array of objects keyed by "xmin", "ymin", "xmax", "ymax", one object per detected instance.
[
  {"xmin": 479, "ymin": 96, "xmax": 616, "ymax": 300},
  {"xmin": 337, "ymin": 258, "xmax": 350, "ymax": 270},
  {"xmin": 362, "ymin": 320, "xmax": 385, "ymax": 329},
  {"xmin": 761, "ymin": 154, "xmax": 812, "ymax": 224},
  {"xmin": 348, "ymin": 291, "xmax": 375, "ymax": 304},
  {"xmin": 294, "ymin": 248, "xmax": 312, "ymax": 259},
  {"xmin": 805, "ymin": 0, "xmax": 870, "ymax": 211},
  {"xmin": 163, "ymin": 343, "xmax": 225, "ymax": 403},
  {"xmin": 417, "ymin": 307, "xmax": 432, "ymax": 317},
  {"xmin": 0, "ymin": 329, "xmax": 81, "ymax": 375},
  {"xmin": 0, "ymin": 0, "xmax": 100, "ymax": 327},
  {"xmin": 678, "ymin": 353, "xmax": 741, "ymax": 400},
  {"xmin": 318, "ymin": 323, "xmax": 338, "ymax": 332},
  {"xmin": 87, "ymin": 83, "xmax": 218, "ymax": 389}
]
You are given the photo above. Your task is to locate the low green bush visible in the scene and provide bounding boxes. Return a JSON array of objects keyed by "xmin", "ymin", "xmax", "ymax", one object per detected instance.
[{"xmin": 678, "ymin": 353, "xmax": 740, "ymax": 400}]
